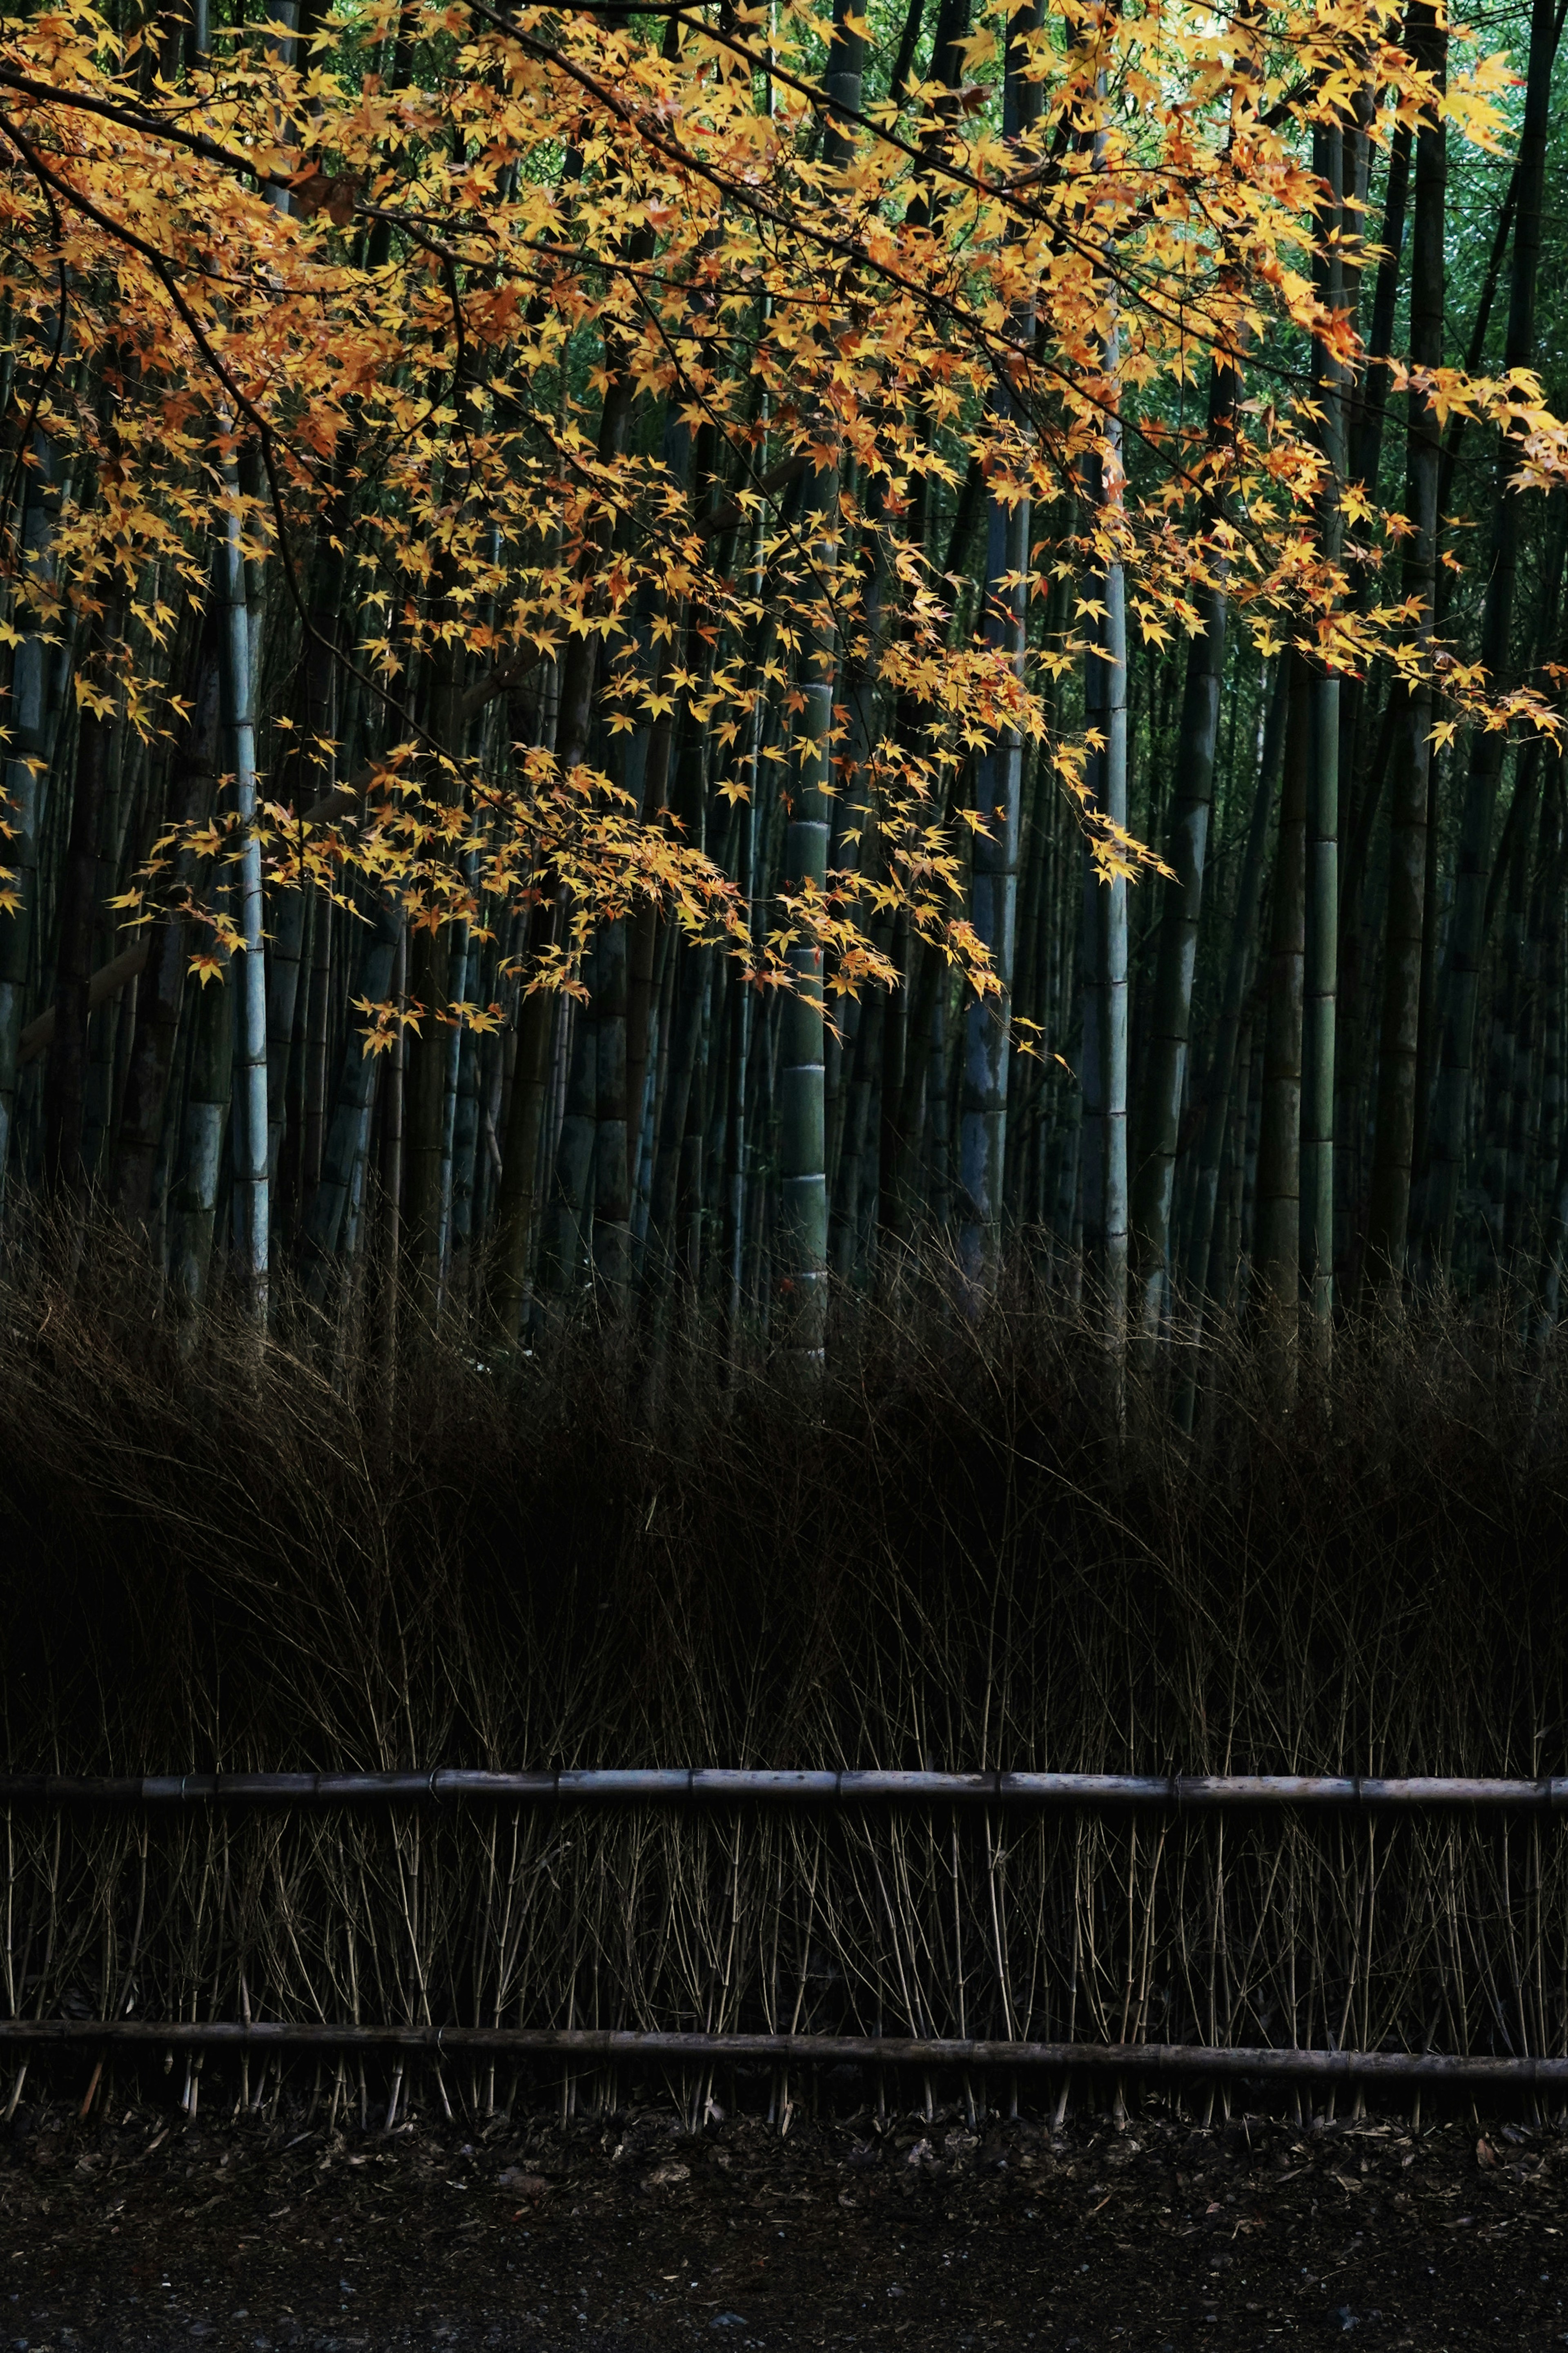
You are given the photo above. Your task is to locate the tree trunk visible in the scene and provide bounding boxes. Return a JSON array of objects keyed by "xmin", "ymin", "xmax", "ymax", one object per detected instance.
[
  {"xmin": 302, "ymin": 897, "xmax": 401, "ymax": 1293},
  {"xmin": 1420, "ymin": 0, "xmax": 1559, "ymax": 1273},
  {"xmin": 775, "ymin": 0, "xmax": 862, "ymax": 1363},
  {"xmin": 111, "ymin": 616, "xmax": 222, "ymax": 1227},
  {"xmin": 0, "ymin": 415, "xmax": 60, "ymax": 1215},
  {"xmin": 593, "ymin": 918, "xmax": 631, "ymax": 1306},
  {"xmin": 42, "ymin": 692, "xmax": 109, "ymax": 1198},
  {"xmin": 1364, "ymin": 22, "xmax": 1445, "ymax": 1287},
  {"xmin": 168, "ymin": 934, "xmax": 234, "ymax": 1312},
  {"xmin": 1301, "ymin": 124, "xmax": 1345, "ymax": 1337},
  {"xmin": 1079, "ymin": 421, "xmax": 1130, "ymax": 1346},
  {"xmin": 1183, "ymin": 660, "xmax": 1285, "ymax": 1308},
  {"xmin": 491, "ymin": 980, "xmax": 555, "ymax": 1341},
  {"xmin": 221, "ymin": 470, "xmax": 270, "ymax": 1321},
  {"xmin": 1131, "ymin": 359, "xmax": 1236, "ymax": 1333},
  {"xmin": 543, "ymin": 943, "xmax": 598, "ymax": 1297},
  {"xmin": 1255, "ymin": 656, "xmax": 1312, "ymax": 1330},
  {"xmin": 958, "ymin": 504, "xmax": 1027, "ymax": 1289}
]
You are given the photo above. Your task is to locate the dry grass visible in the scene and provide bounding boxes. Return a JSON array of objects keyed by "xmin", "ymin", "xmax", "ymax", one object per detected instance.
[{"xmin": 3, "ymin": 1213, "xmax": 1568, "ymax": 2123}]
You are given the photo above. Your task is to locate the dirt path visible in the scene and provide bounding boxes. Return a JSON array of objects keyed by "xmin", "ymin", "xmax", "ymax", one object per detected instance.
[{"xmin": 3, "ymin": 2096, "xmax": 1562, "ymax": 2349}]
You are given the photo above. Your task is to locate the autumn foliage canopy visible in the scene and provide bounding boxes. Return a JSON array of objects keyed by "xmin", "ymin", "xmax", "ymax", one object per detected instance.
[{"xmin": 4, "ymin": 0, "xmax": 1561, "ymax": 1020}]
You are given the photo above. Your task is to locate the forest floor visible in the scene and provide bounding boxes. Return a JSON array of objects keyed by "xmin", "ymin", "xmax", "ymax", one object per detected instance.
[{"xmin": 2, "ymin": 2093, "xmax": 1564, "ymax": 2352}]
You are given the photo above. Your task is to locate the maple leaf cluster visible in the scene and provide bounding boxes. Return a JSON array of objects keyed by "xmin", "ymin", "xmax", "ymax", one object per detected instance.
[{"xmin": 0, "ymin": 0, "xmax": 1562, "ymax": 1019}]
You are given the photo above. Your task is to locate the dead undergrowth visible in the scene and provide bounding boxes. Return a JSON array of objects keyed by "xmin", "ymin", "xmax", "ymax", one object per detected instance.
[{"xmin": 3, "ymin": 1216, "xmax": 1568, "ymax": 2125}]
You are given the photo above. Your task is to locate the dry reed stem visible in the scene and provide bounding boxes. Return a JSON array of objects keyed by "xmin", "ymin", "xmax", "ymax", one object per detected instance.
[{"xmin": 1, "ymin": 1216, "xmax": 1567, "ymax": 2107}]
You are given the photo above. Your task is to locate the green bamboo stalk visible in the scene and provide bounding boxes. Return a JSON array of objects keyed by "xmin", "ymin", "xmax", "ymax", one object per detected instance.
[
  {"xmin": 436, "ymin": 896, "xmax": 473, "ymax": 1302},
  {"xmin": 957, "ymin": 4, "xmax": 1037, "ymax": 1291},
  {"xmin": 775, "ymin": 0, "xmax": 861, "ymax": 1363},
  {"xmin": 1254, "ymin": 656, "xmax": 1311, "ymax": 1332},
  {"xmin": 1505, "ymin": 821, "xmax": 1551, "ymax": 1274},
  {"xmin": 832, "ymin": 960, "xmax": 886, "ymax": 1280},
  {"xmin": 958, "ymin": 485, "xmax": 1027, "ymax": 1289},
  {"xmin": 406, "ymin": 921, "xmax": 450, "ymax": 1307},
  {"xmin": 1182, "ymin": 661, "xmax": 1284, "ymax": 1309},
  {"xmin": 167, "ymin": 921, "xmax": 234, "ymax": 1313},
  {"xmin": 543, "ymin": 944, "xmax": 598, "ymax": 1297},
  {"xmin": 1535, "ymin": 797, "xmax": 1565, "ymax": 1245},
  {"xmin": 110, "ymin": 611, "xmax": 221, "ymax": 1227},
  {"xmin": 265, "ymin": 888, "xmax": 307, "ymax": 1187},
  {"xmin": 301, "ymin": 885, "xmax": 333, "ymax": 1207},
  {"xmin": 376, "ymin": 914, "xmax": 406, "ymax": 1365},
  {"xmin": 41, "ymin": 660, "xmax": 108, "ymax": 1197},
  {"xmin": 1078, "ymin": 435, "xmax": 1129, "ymax": 1345},
  {"xmin": 80, "ymin": 704, "xmax": 139, "ymax": 1187},
  {"xmin": 1477, "ymin": 745, "xmax": 1539, "ymax": 1278},
  {"xmin": 1536, "ymin": 798, "xmax": 1567, "ymax": 1325},
  {"xmin": 688, "ymin": 940, "xmax": 726, "ymax": 1286},
  {"xmin": 1210, "ymin": 1011, "xmax": 1254, "ymax": 1314},
  {"xmin": 0, "ymin": 411, "xmax": 61, "ymax": 1214},
  {"xmin": 301, "ymin": 896, "xmax": 401, "ymax": 1292},
  {"xmin": 725, "ymin": 618, "xmax": 771, "ymax": 1325},
  {"xmin": 1003, "ymin": 743, "xmax": 1049, "ymax": 1223},
  {"xmin": 1131, "ymin": 366, "xmax": 1236, "ymax": 1336},
  {"xmin": 451, "ymin": 984, "xmax": 482, "ymax": 1299},
  {"xmin": 221, "ymin": 464, "xmax": 270, "ymax": 1321},
  {"xmin": 1363, "ymin": 5, "xmax": 1444, "ymax": 1290},
  {"xmin": 1419, "ymin": 0, "xmax": 1559, "ymax": 1276},
  {"xmin": 593, "ymin": 918, "xmax": 631, "ymax": 1307},
  {"xmin": 1302, "ymin": 124, "xmax": 1344, "ymax": 1338},
  {"xmin": 1345, "ymin": 115, "xmax": 1412, "ymax": 502},
  {"xmin": 490, "ymin": 977, "xmax": 555, "ymax": 1341}
]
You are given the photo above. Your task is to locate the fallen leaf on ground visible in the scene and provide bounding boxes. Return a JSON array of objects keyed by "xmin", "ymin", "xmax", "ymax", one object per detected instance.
[{"xmin": 499, "ymin": 2169, "xmax": 550, "ymax": 2202}]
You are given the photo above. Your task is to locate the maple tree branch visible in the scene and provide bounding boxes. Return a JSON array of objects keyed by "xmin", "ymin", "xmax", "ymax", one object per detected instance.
[
  {"xmin": 1, "ymin": 0, "xmax": 1370, "ymax": 787},
  {"xmin": 660, "ymin": 6, "xmax": 1078, "ymax": 221},
  {"xmin": 1258, "ymin": 75, "xmax": 1316, "ymax": 130},
  {"xmin": 468, "ymin": 0, "xmax": 1297, "ymax": 488},
  {"xmin": 617, "ymin": 265, "xmax": 869, "ymax": 607},
  {"xmin": 439, "ymin": 248, "xmax": 482, "ymax": 485},
  {"xmin": 0, "ymin": 114, "xmax": 468, "ymax": 776},
  {"xmin": 0, "ymin": 66, "xmax": 294, "ymax": 191},
  {"xmin": 693, "ymin": 451, "xmax": 810, "ymax": 544},
  {"xmin": 668, "ymin": 4, "xmax": 1321, "ymax": 280},
  {"xmin": 0, "ymin": 65, "xmax": 512, "ymax": 321},
  {"xmin": 4, "ymin": 13, "xmax": 1297, "ymax": 541},
  {"xmin": 356, "ymin": 202, "xmax": 482, "ymax": 271},
  {"xmin": 0, "ymin": 114, "xmax": 286, "ymax": 454},
  {"xmin": 477, "ymin": 366, "xmax": 809, "ymax": 609},
  {"xmin": 0, "ymin": 167, "xmax": 69, "ymax": 570},
  {"xmin": 0, "ymin": 74, "xmax": 497, "ymax": 314},
  {"xmin": 4, "ymin": 3, "xmax": 1372, "ymax": 546}
]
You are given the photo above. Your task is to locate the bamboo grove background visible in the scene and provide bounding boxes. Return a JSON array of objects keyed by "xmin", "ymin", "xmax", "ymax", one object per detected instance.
[{"xmin": 1, "ymin": 0, "xmax": 1567, "ymax": 1358}]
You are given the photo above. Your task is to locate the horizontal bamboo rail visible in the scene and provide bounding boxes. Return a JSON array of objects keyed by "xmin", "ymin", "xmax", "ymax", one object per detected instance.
[
  {"xmin": 2, "ymin": 1769, "xmax": 1568, "ymax": 1809},
  {"xmin": 16, "ymin": 937, "xmax": 148, "ymax": 1067},
  {"xmin": 0, "ymin": 2018, "xmax": 1556, "ymax": 2090}
]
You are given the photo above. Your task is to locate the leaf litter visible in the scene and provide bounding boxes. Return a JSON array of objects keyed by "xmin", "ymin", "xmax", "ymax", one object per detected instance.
[{"xmin": 0, "ymin": 2097, "xmax": 1560, "ymax": 2347}]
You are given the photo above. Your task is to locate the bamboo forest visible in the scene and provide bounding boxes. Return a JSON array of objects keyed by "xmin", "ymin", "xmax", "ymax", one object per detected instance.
[
  {"xmin": 12, "ymin": 4, "xmax": 1568, "ymax": 2330},
  {"xmin": 2, "ymin": 0, "xmax": 1566, "ymax": 1367}
]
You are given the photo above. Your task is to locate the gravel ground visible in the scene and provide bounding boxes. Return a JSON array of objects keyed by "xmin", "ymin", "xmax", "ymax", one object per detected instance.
[{"xmin": 3, "ymin": 2092, "xmax": 1565, "ymax": 2349}]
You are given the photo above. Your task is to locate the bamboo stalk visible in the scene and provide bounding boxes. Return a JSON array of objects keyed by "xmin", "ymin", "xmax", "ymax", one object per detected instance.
[
  {"xmin": 8, "ymin": 1771, "xmax": 1568, "ymax": 1810},
  {"xmin": 4, "ymin": 2015, "xmax": 1566, "ymax": 2089}
]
